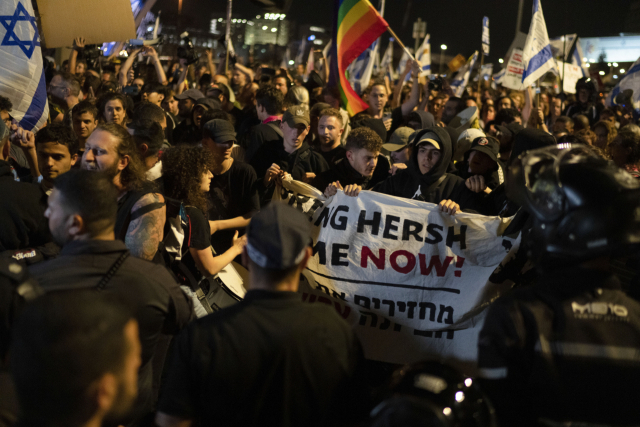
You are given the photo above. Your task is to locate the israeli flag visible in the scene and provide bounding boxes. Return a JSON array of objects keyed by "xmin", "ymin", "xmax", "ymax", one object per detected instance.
[
  {"xmin": 0, "ymin": 1, "xmax": 48, "ymax": 130},
  {"xmin": 521, "ymin": 0, "xmax": 556, "ymax": 87},
  {"xmin": 606, "ymin": 57, "xmax": 640, "ymax": 109},
  {"xmin": 380, "ymin": 41, "xmax": 393, "ymax": 71},
  {"xmin": 482, "ymin": 17, "xmax": 490, "ymax": 55},
  {"xmin": 571, "ymin": 38, "xmax": 588, "ymax": 77},
  {"xmin": 415, "ymin": 34, "xmax": 431, "ymax": 77},
  {"xmin": 349, "ymin": 40, "xmax": 378, "ymax": 94},
  {"xmin": 396, "ymin": 48, "xmax": 412, "ymax": 79},
  {"xmin": 304, "ymin": 48, "xmax": 314, "ymax": 82},
  {"xmin": 450, "ymin": 51, "xmax": 478, "ymax": 97},
  {"xmin": 549, "ymin": 34, "xmax": 577, "ymax": 60}
]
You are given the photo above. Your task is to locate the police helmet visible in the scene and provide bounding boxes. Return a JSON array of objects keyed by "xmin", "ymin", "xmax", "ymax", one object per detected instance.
[
  {"xmin": 371, "ymin": 361, "xmax": 496, "ymax": 427},
  {"xmin": 507, "ymin": 144, "xmax": 640, "ymax": 265}
]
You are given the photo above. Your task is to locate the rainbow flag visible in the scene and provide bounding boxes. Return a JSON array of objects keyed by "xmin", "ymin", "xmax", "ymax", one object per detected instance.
[{"xmin": 330, "ymin": 0, "xmax": 388, "ymax": 116}]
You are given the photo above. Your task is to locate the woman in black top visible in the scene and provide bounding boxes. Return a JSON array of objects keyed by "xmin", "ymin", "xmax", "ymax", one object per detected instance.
[{"xmin": 162, "ymin": 146, "xmax": 246, "ymax": 281}]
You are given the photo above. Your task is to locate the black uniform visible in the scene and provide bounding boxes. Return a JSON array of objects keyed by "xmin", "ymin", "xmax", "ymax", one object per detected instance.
[
  {"xmin": 372, "ymin": 127, "xmax": 483, "ymax": 210},
  {"xmin": 157, "ymin": 289, "xmax": 362, "ymax": 427},
  {"xmin": 29, "ymin": 240, "xmax": 193, "ymax": 418},
  {"xmin": 0, "ymin": 160, "xmax": 50, "ymax": 251},
  {"xmin": 478, "ymin": 267, "xmax": 640, "ymax": 426}
]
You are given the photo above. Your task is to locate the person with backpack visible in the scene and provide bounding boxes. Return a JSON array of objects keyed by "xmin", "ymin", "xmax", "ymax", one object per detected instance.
[{"xmin": 161, "ymin": 145, "xmax": 247, "ymax": 284}]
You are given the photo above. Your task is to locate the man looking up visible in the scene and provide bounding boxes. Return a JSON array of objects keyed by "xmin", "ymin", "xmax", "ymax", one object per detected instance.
[
  {"xmin": 81, "ymin": 123, "xmax": 166, "ymax": 261},
  {"xmin": 315, "ymin": 108, "xmax": 345, "ymax": 165},
  {"xmin": 313, "ymin": 127, "xmax": 383, "ymax": 196},
  {"xmin": 11, "ymin": 293, "xmax": 141, "ymax": 427},
  {"xmin": 71, "ymin": 101, "xmax": 98, "ymax": 153},
  {"xmin": 156, "ymin": 203, "xmax": 361, "ymax": 427}
]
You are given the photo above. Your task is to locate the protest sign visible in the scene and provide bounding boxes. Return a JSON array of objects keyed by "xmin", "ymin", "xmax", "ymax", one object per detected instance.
[
  {"xmin": 557, "ymin": 61, "xmax": 587, "ymax": 94},
  {"xmin": 274, "ymin": 180, "xmax": 520, "ymax": 370},
  {"xmin": 448, "ymin": 54, "xmax": 466, "ymax": 73},
  {"xmin": 36, "ymin": 0, "xmax": 136, "ymax": 48},
  {"xmin": 500, "ymin": 48, "xmax": 527, "ymax": 90}
]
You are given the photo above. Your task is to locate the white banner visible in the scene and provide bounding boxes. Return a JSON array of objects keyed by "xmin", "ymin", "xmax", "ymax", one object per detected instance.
[
  {"xmin": 557, "ymin": 61, "xmax": 585, "ymax": 94},
  {"xmin": 274, "ymin": 180, "xmax": 520, "ymax": 369},
  {"xmin": 500, "ymin": 48, "xmax": 527, "ymax": 90}
]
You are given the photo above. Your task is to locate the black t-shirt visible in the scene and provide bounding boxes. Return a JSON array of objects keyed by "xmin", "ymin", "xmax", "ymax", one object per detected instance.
[
  {"xmin": 181, "ymin": 206, "xmax": 211, "ymax": 281},
  {"xmin": 157, "ymin": 290, "xmax": 363, "ymax": 427},
  {"xmin": 207, "ymin": 161, "xmax": 259, "ymax": 254},
  {"xmin": 316, "ymin": 144, "xmax": 346, "ymax": 166}
]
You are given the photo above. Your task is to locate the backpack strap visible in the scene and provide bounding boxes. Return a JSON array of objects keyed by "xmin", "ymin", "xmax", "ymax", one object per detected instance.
[
  {"xmin": 266, "ymin": 121, "xmax": 284, "ymax": 139},
  {"xmin": 130, "ymin": 202, "xmax": 165, "ymax": 222}
]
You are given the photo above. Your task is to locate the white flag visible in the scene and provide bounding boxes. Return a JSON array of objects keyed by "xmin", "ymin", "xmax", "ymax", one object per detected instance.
[
  {"xmin": 521, "ymin": 0, "xmax": 556, "ymax": 86},
  {"xmin": 304, "ymin": 48, "xmax": 314, "ymax": 81},
  {"xmin": 415, "ymin": 34, "xmax": 431, "ymax": 77},
  {"xmin": 0, "ymin": 0, "xmax": 48, "ymax": 130},
  {"xmin": 295, "ymin": 37, "xmax": 307, "ymax": 66},
  {"xmin": 396, "ymin": 48, "xmax": 412, "ymax": 78},
  {"xmin": 450, "ymin": 51, "xmax": 478, "ymax": 97}
]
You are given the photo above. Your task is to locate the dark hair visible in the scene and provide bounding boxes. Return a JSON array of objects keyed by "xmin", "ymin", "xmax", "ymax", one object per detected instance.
[
  {"xmin": 0, "ymin": 95, "xmax": 13, "ymax": 112},
  {"xmin": 615, "ymin": 131, "xmax": 640, "ymax": 166},
  {"xmin": 71, "ymin": 100, "xmax": 98, "ymax": 121},
  {"xmin": 82, "ymin": 74, "xmax": 101, "ymax": 98},
  {"xmin": 573, "ymin": 114, "xmax": 590, "ymax": 132},
  {"xmin": 11, "ymin": 292, "xmax": 132, "ymax": 426},
  {"xmin": 495, "ymin": 108, "xmax": 522, "ymax": 125},
  {"xmin": 35, "ymin": 122, "xmax": 79, "ymax": 156},
  {"xmin": 53, "ymin": 169, "xmax": 118, "ymax": 236},
  {"xmin": 255, "ymin": 84, "xmax": 284, "ymax": 115},
  {"xmin": 141, "ymin": 83, "xmax": 163, "ymax": 95},
  {"xmin": 158, "ymin": 86, "xmax": 175, "ymax": 100},
  {"xmin": 54, "ymin": 71, "xmax": 81, "ymax": 97},
  {"xmin": 574, "ymin": 129, "xmax": 597, "ymax": 146},
  {"xmin": 592, "ymin": 120, "xmax": 617, "ymax": 145},
  {"xmin": 100, "ymin": 69, "xmax": 117, "ymax": 84},
  {"xmin": 497, "ymin": 96, "xmax": 513, "ymax": 108},
  {"xmin": 199, "ymin": 73, "xmax": 213, "ymax": 89},
  {"xmin": 201, "ymin": 108, "xmax": 235, "ymax": 127},
  {"xmin": 133, "ymin": 102, "xmax": 166, "ymax": 126},
  {"xmin": 162, "ymin": 146, "xmax": 215, "ymax": 212},
  {"xmin": 345, "ymin": 127, "xmax": 383, "ymax": 153},
  {"xmin": 95, "ymin": 122, "xmax": 148, "ymax": 191},
  {"xmin": 97, "ymin": 92, "xmax": 129, "ymax": 122},
  {"xmin": 555, "ymin": 115, "xmax": 574, "ymax": 130},
  {"xmin": 96, "ymin": 81, "xmax": 118, "ymax": 98},
  {"xmin": 128, "ymin": 119, "xmax": 164, "ymax": 158}
]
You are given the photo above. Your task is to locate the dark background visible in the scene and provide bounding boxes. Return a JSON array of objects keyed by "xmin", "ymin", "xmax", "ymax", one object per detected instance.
[{"xmin": 152, "ymin": 0, "xmax": 634, "ymax": 61}]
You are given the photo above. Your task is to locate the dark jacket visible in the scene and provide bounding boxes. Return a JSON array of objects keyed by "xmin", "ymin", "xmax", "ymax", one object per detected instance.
[
  {"xmin": 172, "ymin": 117, "xmax": 200, "ymax": 145},
  {"xmin": 251, "ymin": 140, "xmax": 329, "ymax": 204},
  {"xmin": 454, "ymin": 157, "xmax": 506, "ymax": 190},
  {"xmin": 372, "ymin": 127, "xmax": 482, "ymax": 209},
  {"xmin": 0, "ymin": 160, "xmax": 50, "ymax": 251},
  {"xmin": 242, "ymin": 120, "xmax": 283, "ymax": 163},
  {"xmin": 479, "ymin": 267, "xmax": 640, "ymax": 426},
  {"xmin": 29, "ymin": 240, "xmax": 193, "ymax": 416},
  {"xmin": 311, "ymin": 157, "xmax": 373, "ymax": 193}
]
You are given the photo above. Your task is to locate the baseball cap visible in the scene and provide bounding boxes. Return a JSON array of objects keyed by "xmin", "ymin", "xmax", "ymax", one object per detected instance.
[
  {"xmin": 467, "ymin": 136, "xmax": 500, "ymax": 164},
  {"xmin": 203, "ymin": 119, "xmax": 236, "ymax": 143},
  {"xmin": 282, "ymin": 105, "xmax": 310, "ymax": 127},
  {"xmin": 383, "ymin": 127, "xmax": 414, "ymax": 152},
  {"xmin": 175, "ymin": 88, "xmax": 205, "ymax": 101},
  {"xmin": 246, "ymin": 202, "xmax": 312, "ymax": 270},
  {"xmin": 209, "ymin": 82, "xmax": 236, "ymax": 104},
  {"xmin": 415, "ymin": 131, "xmax": 441, "ymax": 150},
  {"xmin": 496, "ymin": 122, "xmax": 524, "ymax": 139},
  {"xmin": 194, "ymin": 97, "xmax": 222, "ymax": 112}
]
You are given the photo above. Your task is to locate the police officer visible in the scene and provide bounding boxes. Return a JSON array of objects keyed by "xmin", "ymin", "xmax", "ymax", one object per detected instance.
[
  {"xmin": 478, "ymin": 145, "xmax": 640, "ymax": 426},
  {"xmin": 564, "ymin": 77, "xmax": 600, "ymax": 126}
]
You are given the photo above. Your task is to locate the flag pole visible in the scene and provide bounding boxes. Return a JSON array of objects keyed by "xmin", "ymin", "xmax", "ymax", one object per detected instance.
[
  {"xmin": 536, "ymin": 77, "xmax": 541, "ymax": 129},
  {"xmin": 477, "ymin": 52, "xmax": 484, "ymax": 102},
  {"xmin": 386, "ymin": 26, "xmax": 416, "ymax": 62}
]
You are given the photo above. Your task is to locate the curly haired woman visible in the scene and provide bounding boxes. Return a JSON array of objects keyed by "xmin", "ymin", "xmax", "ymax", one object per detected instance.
[{"xmin": 162, "ymin": 145, "xmax": 247, "ymax": 281}]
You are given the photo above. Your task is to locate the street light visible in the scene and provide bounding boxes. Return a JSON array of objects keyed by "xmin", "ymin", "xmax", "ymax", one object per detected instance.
[
  {"xmin": 620, "ymin": 69, "xmax": 626, "ymax": 73},
  {"xmin": 439, "ymin": 44, "xmax": 447, "ymax": 75},
  {"xmin": 498, "ymin": 58, "xmax": 504, "ymax": 64},
  {"xmin": 613, "ymin": 62, "xmax": 619, "ymax": 67}
]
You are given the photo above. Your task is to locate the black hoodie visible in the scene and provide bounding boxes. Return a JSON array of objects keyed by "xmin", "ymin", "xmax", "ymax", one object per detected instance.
[
  {"xmin": 372, "ymin": 127, "xmax": 483, "ymax": 209},
  {"xmin": 311, "ymin": 157, "xmax": 372, "ymax": 193}
]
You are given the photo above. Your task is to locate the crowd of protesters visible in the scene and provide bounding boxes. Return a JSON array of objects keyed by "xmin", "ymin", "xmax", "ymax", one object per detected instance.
[{"xmin": 1, "ymin": 34, "xmax": 640, "ymax": 427}]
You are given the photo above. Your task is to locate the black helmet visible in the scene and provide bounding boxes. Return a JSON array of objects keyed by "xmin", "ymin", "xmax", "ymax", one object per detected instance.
[
  {"xmin": 371, "ymin": 361, "xmax": 496, "ymax": 427},
  {"xmin": 507, "ymin": 144, "xmax": 640, "ymax": 266},
  {"xmin": 575, "ymin": 77, "xmax": 596, "ymax": 93}
]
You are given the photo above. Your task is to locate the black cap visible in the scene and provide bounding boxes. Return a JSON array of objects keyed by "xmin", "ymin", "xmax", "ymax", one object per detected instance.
[
  {"xmin": 203, "ymin": 119, "xmax": 236, "ymax": 143},
  {"xmin": 246, "ymin": 203, "xmax": 311, "ymax": 270},
  {"xmin": 468, "ymin": 136, "xmax": 500, "ymax": 163},
  {"xmin": 496, "ymin": 122, "xmax": 524, "ymax": 139}
]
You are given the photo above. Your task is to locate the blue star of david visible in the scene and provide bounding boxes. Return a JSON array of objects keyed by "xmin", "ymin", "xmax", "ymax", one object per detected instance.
[{"xmin": 0, "ymin": 2, "xmax": 40, "ymax": 59}]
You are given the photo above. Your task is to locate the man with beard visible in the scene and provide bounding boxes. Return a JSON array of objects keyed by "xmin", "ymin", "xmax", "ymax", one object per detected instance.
[
  {"xmin": 201, "ymin": 119, "xmax": 259, "ymax": 255},
  {"xmin": 81, "ymin": 123, "xmax": 166, "ymax": 261},
  {"xmin": 28, "ymin": 170, "xmax": 192, "ymax": 423},
  {"xmin": 10, "ymin": 293, "xmax": 141, "ymax": 427},
  {"xmin": 314, "ymin": 108, "xmax": 345, "ymax": 165},
  {"xmin": 312, "ymin": 127, "xmax": 383, "ymax": 196}
]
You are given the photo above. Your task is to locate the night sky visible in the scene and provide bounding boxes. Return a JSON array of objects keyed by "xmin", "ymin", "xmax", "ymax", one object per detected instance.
[{"xmin": 152, "ymin": 0, "xmax": 633, "ymax": 63}]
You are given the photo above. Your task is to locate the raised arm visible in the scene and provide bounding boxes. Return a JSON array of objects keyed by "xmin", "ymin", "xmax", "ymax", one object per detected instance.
[
  {"xmin": 69, "ymin": 37, "xmax": 85, "ymax": 76},
  {"xmin": 142, "ymin": 46, "xmax": 168, "ymax": 85},
  {"xmin": 205, "ymin": 49, "xmax": 216, "ymax": 79},
  {"xmin": 174, "ymin": 58, "xmax": 189, "ymax": 95},
  {"xmin": 391, "ymin": 60, "xmax": 412, "ymax": 109},
  {"xmin": 401, "ymin": 60, "xmax": 422, "ymax": 116},
  {"xmin": 119, "ymin": 47, "xmax": 142, "ymax": 87},
  {"xmin": 125, "ymin": 193, "xmax": 166, "ymax": 261},
  {"xmin": 234, "ymin": 62, "xmax": 255, "ymax": 83}
]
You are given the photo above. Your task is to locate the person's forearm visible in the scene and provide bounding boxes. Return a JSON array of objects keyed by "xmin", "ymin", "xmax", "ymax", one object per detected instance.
[
  {"xmin": 119, "ymin": 50, "xmax": 139, "ymax": 87},
  {"xmin": 401, "ymin": 73, "xmax": 420, "ymax": 116},
  {"xmin": 175, "ymin": 66, "xmax": 189, "ymax": 95},
  {"xmin": 207, "ymin": 55, "xmax": 216, "ymax": 79},
  {"xmin": 152, "ymin": 57, "xmax": 168, "ymax": 85},
  {"xmin": 192, "ymin": 245, "xmax": 241, "ymax": 277},
  {"xmin": 392, "ymin": 70, "xmax": 410, "ymax": 109},
  {"xmin": 234, "ymin": 63, "xmax": 254, "ymax": 82},
  {"xmin": 69, "ymin": 49, "xmax": 78, "ymax": 76},
  {"xmin": 22, "ymin": 147, "xmax": 40, "ymax": 178},
  {"xmin": 210, "ymin": 216, "xmax": 251, "ymax": 234}
]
